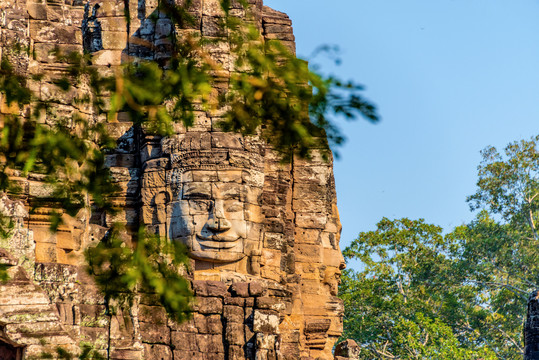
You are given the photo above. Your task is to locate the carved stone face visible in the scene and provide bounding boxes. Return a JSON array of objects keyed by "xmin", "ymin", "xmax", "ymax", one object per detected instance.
[
  {"xmin": 169, "ymin": 168, "xmax": 264, "ymax": 264},
  {"xmin": 323, "ymin": 267, "xmax": 342, "ymax": 297}
]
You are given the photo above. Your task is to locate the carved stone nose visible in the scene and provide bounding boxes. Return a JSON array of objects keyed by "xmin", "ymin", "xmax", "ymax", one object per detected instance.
[
  {"xmin": 206, "ymin": 200, "xmax": 231, "ymax": 232},
  {"xmin": 206, "ymin": 217, "xmax": 231, "ymax": 232}
]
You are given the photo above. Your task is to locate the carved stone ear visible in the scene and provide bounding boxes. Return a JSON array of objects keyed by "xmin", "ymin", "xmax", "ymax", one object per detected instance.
[
  {"xmin": 153, "ymin": 190, "xmax": 171, "ymax": 206},
  {"xmin": 249, "ymin": 249, "xmax": 262, "ymax": 276},
  {"xmin": 304, "ymin": 319, "xmax": 332, "ymax": 350},
  {"xmin": 152, "ymin": 190, "xmax": 172, "ymax": 228}
]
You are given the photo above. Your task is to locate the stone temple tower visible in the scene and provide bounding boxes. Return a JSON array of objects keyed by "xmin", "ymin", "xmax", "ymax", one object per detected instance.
[{"xmin": 0, "ymin": 0, "xmax": 349, "ymax": 359}]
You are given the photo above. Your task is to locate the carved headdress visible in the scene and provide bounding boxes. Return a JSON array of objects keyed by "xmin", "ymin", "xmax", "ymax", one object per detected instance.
[
  {"xmin": 162, "ymin": 132, "xmax": 266, "ymax": 173},
  {"xmin": 171, "ymin": 149, "xmax": 264, "ymax": 173}
]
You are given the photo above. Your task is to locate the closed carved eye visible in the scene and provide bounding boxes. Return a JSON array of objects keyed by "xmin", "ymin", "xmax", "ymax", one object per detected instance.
[
  {"xmin": 190, "ymin": 200, "xmax": 211, "ymax": 211},
  {"xmin": 225, "ymin": 202, "xmax": 243, "ymax": 212}
]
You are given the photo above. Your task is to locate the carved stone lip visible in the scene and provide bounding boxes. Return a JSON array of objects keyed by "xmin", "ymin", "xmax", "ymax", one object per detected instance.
[
  {"xmin": 196, "ymin": 236, "xmax": 241, "ymax": 249},
  {"xmin": 196, "ymin": 234, "xmax": 239, "ymax": 243},
  {"xmin": 190, "ymin": 250, "xmax": 246, "ymax": 263},
  {"xmin": 198, "ymin": 241, "xmax": 238, "ymax": 250}
]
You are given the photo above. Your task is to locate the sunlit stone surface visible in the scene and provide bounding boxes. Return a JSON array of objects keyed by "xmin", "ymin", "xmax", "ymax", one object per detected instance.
[{"xmin": 0, "ymin": 0, "xmax": 350, "ymax": 358}]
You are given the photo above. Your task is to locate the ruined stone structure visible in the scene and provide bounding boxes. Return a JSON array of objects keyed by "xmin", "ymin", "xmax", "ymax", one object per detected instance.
[
  {"xmin": 525, "ymin": 291, "xmax": 539, "ymax": 360},
  {"xmin": 0, "ymin": 0, "xmax": 348, "ymax": 359}
]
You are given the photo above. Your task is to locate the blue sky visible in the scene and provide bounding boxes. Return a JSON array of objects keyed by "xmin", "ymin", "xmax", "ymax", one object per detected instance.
[{"xmin": 264, "ymin": 0, "xmax": 539, "ymax": 256}]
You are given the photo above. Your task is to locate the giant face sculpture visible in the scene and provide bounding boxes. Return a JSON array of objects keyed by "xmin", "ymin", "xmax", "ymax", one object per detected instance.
[{"xmin": 168, "ymin": 150, "xmax": 264, "ymax": 268}]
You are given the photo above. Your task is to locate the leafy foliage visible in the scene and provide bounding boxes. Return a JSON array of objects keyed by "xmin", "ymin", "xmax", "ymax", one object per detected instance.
[
  {"xmin": 0, "ymin": 264, "xmax": 9, "ymax": 282},
  {"xmin": 0, "ymin": 57, "xmax": 32, "ymax": 107},
  {"xmin": 35, "ymin": 343, "xmax": 105, "ymax": 360},
  {"xmin": 467, "ymin": 135, "xmax": 539, "ymax": 238},
  {"xmin": 341, "ymin": 136, "xmax": 539, "ymax": 359},
  {"xmin": 78, "ymin": 344, "xmax": 106, "ymax": 360},
  {"xmin": 446, "ymin": 215, "xmax": 529, "ymax": 359},
  {"xmin": 341, "ymin": 218, "xmax": 496, "ymax": 359},
  {"xmin": 221, "ymin": 25, "xmax": 378, "ymax": 160},
  {"xmin": 86, "ymin": 227, "xmax": 192, "ymax": 324}
]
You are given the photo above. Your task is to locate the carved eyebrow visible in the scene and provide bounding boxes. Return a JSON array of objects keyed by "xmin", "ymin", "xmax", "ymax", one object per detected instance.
[
  {"xmin": 216, "ymin": 184, "xmax": 248, "ymax": 200},
  {"xmin": 183, "ymin": 191, "xmax": 211, "ymax": 199},
  {"xmin": 183, "ymin": 185, "xmax": 211, "ymax": 199},
  {"xmin": 220, "ymin": 189, "xmax": 241, "ymax": 199},
  {"xmin": 225, "ymin": 202, "xmax": 243, "ymax": 212}
]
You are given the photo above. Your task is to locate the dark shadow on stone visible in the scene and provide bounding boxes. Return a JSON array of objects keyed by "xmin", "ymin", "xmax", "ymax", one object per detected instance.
[
  {"xmin": 0, "ymin": 338, "xmax": 24, "ymax": 360},
  {"xmin": 82, "ymin": 2, "xmax": 104, "ymax": 53}
]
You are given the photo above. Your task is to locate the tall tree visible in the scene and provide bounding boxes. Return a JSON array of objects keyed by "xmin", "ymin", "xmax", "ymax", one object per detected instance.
[
  {"xmin": 467, "ymin": 135, "xmax": 539, "ymax": 240},
  {"xmin": 453, "ymin": 135, "xmax": 539, "ymax": 357},
  {"xmin": 341, "ymin": 135, "xmax": 539, "ymax": 359},
  {"xmin": 341, "ymin": 218, "xmax": 496, "ymax": 359}
]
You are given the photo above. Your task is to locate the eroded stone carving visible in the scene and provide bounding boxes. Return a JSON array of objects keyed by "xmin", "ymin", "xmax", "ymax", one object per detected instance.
[
  {"xmin": 334, "ymin": 339, "xmax": 360, "ymax": 360},
  {"xmin": 0, "ymin": 0, "xmax": 347, "ymax": 358},
  {"xmin": 168, "ymin": 149, "xmax": 264, "ymax": 267}
]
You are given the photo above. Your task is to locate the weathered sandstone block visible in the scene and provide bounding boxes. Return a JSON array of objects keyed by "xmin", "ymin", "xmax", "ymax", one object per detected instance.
[{"xmin": 0, "ymin": 0, "xmax": 346, "ymax": 359}]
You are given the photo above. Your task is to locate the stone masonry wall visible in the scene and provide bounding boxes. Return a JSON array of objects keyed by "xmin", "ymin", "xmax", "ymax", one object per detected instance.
[{"xmin": 0, "ymin": 0, "xmax": 346, "ymax": 359}]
